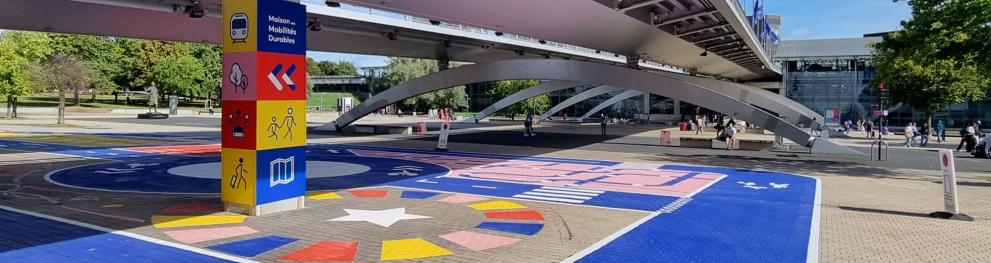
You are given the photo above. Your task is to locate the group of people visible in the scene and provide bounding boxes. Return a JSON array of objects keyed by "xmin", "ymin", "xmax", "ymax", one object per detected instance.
[
  {"xmin": 956, "ymin": 121, "xmax": 985, "ymax": 153},
  {"xmin": 901, "ymin": 121, "xmax": 931, "ymax": 147},
  {"xmin": 713, "ymin": 117, "xmax": 738, "ymax": 151},
  {"xmin": 841, "ymin": 119, "xmax": 878, "ymax": 138}
]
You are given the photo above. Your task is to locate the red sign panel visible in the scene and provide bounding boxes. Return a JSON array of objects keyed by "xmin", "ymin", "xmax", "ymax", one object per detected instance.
[
  {"xmin": 221, "ymin": 100, "xmax": 257, "ymax": 150},
  {"xmin": 255, "ymin": 52, "xmax": 307, "ymax": 101}
]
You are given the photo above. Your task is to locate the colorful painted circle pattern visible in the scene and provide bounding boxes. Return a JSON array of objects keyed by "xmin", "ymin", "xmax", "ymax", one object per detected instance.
[{"xmin": 151, "ymin": 188, "xmax": 545, "ymax": 261}]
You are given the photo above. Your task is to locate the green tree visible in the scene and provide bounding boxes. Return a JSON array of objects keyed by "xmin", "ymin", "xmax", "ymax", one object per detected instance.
[
  {"xmin": 872, "ymin": 0, "xmax": 991, "ymax": 134},
  {"xmin": 379, "ymin": 58, "xmax": 468, "ymax": 112},
  {"xmin": 50, "ymin": 34, "xmax": 126, "ymax": 105},
  {"xmin": 123, "ymin": 39, "xmax": 190, "ymax": 89},
  {"xmin": 191, "ymin": 44, "xmax": 221, "ymax": 108},
  {"xmin": 152, "ymin": 54, "xmax": 206, "ymax": 99},
  {"xmin": 316, "ymin": 60, "xmax": 358, "ymax": 76},
  {"xmin": 306, "ymin": 57, "xmax": 323, "ymax": 75},
  {"xmin": 29, "ymin": 54, "xmax": 91, "ymax": 125},
  {"xmin": 0, "ymin": 31, "xmax": 52, "ymax": 118},
  {"xmin": 489, "ymin": 79, "xmax": 547, "ymax": 120}
]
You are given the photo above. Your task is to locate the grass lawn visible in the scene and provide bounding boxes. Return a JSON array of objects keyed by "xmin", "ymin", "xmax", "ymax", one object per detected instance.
[
  {"xmin": 1, "ymin": 94, "xmax": 210, "ymax": 111},
  {"xmin": 308, "ymin": 92, "xmax": 362, "ymax": 111},
  {"xmin": 2, "ymin": 92, "xmax": 363, "ymax": 112}
]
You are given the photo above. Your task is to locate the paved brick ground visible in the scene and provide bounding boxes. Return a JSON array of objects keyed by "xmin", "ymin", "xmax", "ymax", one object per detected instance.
[{"xmin": 2, "ymin": 115, "xmax": 991, "ymax": 262}]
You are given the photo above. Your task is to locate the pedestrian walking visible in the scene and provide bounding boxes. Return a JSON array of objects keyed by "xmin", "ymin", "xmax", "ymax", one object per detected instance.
[
  {"xmin": 600, "ymin": 113, "xmax": 608, "ymax": 136},
  {"xmin": 865, "ymin": 120, "xmax": 875, "ymax": 138},
  {"xmin": 935, "ymin": 120, "xmax": 946, "ymax": 143},
  {"xmin": 523, "ymin": 111, "xmax": 535, "ymax": 137},
  {"xmin": 920, "ymin": 122, "xmax": 930, "ymax": 146},
  {"xmin": 694, "ymin": 116, "xmax": 704, "ymax": 135},
  {"xmin": 903, "ymin": 122, "xmax": 916, "ymax": 147}
]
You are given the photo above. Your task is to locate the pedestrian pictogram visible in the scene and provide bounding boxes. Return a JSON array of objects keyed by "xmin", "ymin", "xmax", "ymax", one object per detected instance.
[{"xmin": 269, "ymin": 64, "xmax": 297, "ymax": 91}]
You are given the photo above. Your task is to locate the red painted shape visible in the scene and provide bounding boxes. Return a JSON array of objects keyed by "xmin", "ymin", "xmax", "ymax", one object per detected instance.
[
  {"xmin": 484, "ymin": 210, "xmax": 545, "ymax": 221},
  {"xmin": 125, "ymin": 144, "xmax": 222, "ymax": 157},
  {"xmin": 280, "ymin": 240, "xmax": 359, "ymax": 262},
  {"xmin": 160, "ymin": 202, "xmax": 225, "ymax": 214},
  {"xmin": 347, "ymin": 189, "xmax": 388, "ymax": 198}
]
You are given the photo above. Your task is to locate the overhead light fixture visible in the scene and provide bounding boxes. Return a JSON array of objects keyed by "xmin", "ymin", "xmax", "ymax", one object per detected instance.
[
  {"xmin": 700, "ymin": 51, "xmax": 708, "ymax": 57},
  {"xmin": 516, "ymin": 50, "xmax": 525, "ymax": 56},
  {"xmin": 542, "ymin": 54, "xmax": 550, "ymax": 59},
  {"xmin": 386, "ymin": 32, "xmax": 398, "ymax": 40},
  {"xmin": 429, "ymin": 20, "xmax": 441, "ymax": 25},
  {"xmin": 538, "ymin": 40, "xmax": 547, "ymax": 44},
  {"xmin": 325, "ymin": 1, "xmax": 341, "ymax": 7},
  {"xmin": 494, "ymin": 31, "xmax": 504, "ymax": 36},
  {"xmin": 308, "ymin": 19, "xmax": 322, "ymax": 31},
  {"xmin": 186, "ymin": 1, "xmax": 205, "ymax": 18}
]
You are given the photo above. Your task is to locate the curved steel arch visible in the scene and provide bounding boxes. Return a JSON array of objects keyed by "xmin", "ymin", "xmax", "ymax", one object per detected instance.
[
  {"xmin": 653, "ymin": 70, "xmax": 823, "ymax": 127},
  {"xmin": 322, "ymin": 59, "xmax": 859, "ymax": 155},
  {"xmin": 539, "ymin": 85, "xmax": 624, "ymax": 121},
  {"xmin": 467, "ymin": 81, "xmax": 585, "ymax": 123},
  {"xmin": 580, "ymin": 90, "xmax": 644, "ymax": 120}
]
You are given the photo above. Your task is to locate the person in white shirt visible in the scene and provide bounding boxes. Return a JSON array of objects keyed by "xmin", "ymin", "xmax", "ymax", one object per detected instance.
[{"xmin": 903, "ymin": 122, "xmax": 916, "ymax": 147}]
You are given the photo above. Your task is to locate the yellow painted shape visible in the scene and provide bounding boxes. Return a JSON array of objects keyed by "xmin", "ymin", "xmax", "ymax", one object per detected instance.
[
  {"xmin": 0, "ymin": 132, "xmax": 42, "ymax": 138},
  {"xmin": 468, "ymin": 200, "xmax": 527, "ymax": 211},
  {"xmin": 307, "ymin": 191, "xmax": 342, "ymax": 200},
  {"xmin": 255, "ymin": 100, "xmax": 307, "ymax": 150},
  {"xmin": 222, "ymin": 148, "xmax": 257, "ymax": 205},
  {"xmin": 101, "ymin": 204, "xmax": 124, "ymax": 208},
  {"xmin": 222, "ymin": 0, "xmax": 257, "ymax": 52},
  {"xmin": 151, "ymin": 215, "xmax": 246, "ymax": 229},
  {"xmin": 380, "ymin": 238, "xmax": 453, "ymax": 261}
]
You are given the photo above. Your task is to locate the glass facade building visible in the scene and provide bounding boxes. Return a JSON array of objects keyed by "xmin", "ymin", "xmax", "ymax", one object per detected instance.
[{"xmin": 775, "ymin": 37, "xmax": 991, "ymax": 128}]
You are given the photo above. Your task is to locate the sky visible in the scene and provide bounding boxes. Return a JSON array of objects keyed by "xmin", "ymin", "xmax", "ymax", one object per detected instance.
[{"xmin": 308, "ymin": 0, "xmax": 914, "ymax": 67}]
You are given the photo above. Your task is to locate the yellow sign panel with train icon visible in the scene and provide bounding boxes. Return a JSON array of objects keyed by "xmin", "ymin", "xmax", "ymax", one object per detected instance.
[{"xmin": 222, "ymin": 0, "xmax": 257, "ymax": 53}]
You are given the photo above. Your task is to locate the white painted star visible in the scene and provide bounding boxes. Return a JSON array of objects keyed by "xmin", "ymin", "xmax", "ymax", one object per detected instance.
[{"xmin": 326, "ymin": 208, "xmax": 431, "ymax": 227}]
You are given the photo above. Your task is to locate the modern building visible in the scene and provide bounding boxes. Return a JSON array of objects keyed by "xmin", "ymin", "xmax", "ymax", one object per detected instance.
[{"xmin": 774, "ymin": 36, "xmax": 991, "ymax": 128}]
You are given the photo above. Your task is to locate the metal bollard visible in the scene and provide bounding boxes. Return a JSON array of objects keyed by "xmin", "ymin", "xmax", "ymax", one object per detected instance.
[{"xmin": 870, "ymin": 139, "xmax": 889, "ymax": 162}]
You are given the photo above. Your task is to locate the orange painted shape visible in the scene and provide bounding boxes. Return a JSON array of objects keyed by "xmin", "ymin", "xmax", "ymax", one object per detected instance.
[
  {"xmin": 484, "ymin": 210, "xmax": 545, "ymax": 221},
  {"xmin": 280, "ymin": 240, "xmax": 359, "ymax": 262},
  {"xmin": 348, "ymin": 189, "xmax": 388, "ymax": 198}
]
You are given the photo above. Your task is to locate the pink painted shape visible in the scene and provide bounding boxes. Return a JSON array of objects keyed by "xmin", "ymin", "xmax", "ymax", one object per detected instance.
[
  {"xmin": 439, "ymin": 231, "xmax": 521, "ymax": 251},
  {"xmin": 163, "ymin": 226, "xmax": 259, "ymax": 244},
  {"xmin": 694, "ymin": 172, "xmax": 723, "ymax": 180},
  {"xmin": 437, "ymin": 194, "xmax": 489, "ymax": 204},
  {"xmin": 598, "ymin": 174, "xmax": 675, "ymax": 185}
]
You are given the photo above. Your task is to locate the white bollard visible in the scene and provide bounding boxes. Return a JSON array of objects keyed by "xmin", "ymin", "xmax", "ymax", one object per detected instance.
[{"xmin": 930, "ymin": 150, "xmax": 973, "ymax": 221}]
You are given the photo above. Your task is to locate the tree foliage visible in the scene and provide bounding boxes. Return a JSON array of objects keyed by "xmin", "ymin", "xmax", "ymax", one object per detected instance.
[
  {"xmin": 489, "ymin": 79, "xmax": 548, "ymax": 117},
  {"xmin": 29, "ymin": 54, "xmax": 92, "ymax": 124},
  {"xmin": 381, "ymin": 57, "xmax": 467, "ymax": 111},
  {"xmin": 872, "ymin": 0, "xmax": 991, "ymax": 125},
  {"xmin": 315, "ymin": 60, "xmax": 358, "ymax": 76},
  {"xmin": 152, "ymin": 54, "xmax": 206, "ymax": 97},
  {"xmin": 0, "ymin": 31, "xmax": 53, "ymax": 117}
]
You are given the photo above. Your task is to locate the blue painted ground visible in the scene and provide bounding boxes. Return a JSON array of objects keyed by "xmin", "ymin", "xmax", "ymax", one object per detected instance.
[
  {"xmin": 575, "ymin": 165, "xmax": 818, "ymax": 263},
  {"xmin": 0, "ymin": 207, "xmax": 232, "ymax": 263},
  {"xmin": 207, "ymin": 236, "xmax": 298, "ymax": 257}
]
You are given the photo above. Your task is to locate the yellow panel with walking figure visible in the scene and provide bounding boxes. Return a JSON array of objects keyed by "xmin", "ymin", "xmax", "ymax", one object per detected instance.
[
  {"xmin": 255, "ymin": 100, "xmax": 306, "ymax": 150},
  {"xmin": 221, "ymin": 148, "xmax": 257, "ymax": 205}
]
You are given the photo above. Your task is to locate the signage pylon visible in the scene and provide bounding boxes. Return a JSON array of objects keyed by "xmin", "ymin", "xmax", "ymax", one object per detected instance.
[{"xmin": 221, "ymin": 0, "xmax": 307, "ymax": 216}]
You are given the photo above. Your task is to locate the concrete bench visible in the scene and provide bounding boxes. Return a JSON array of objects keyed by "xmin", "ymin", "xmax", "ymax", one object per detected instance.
[
  {"xmin": 737, "ymin": 139, "xmax": 774, "ymax": 151},
  {"xmin": 679, "ymin": 136, "xmax": 713, "ymax": 149},
  {"xmin": 197, "ymin": 109, "xmax": 215, "ymax": 115},
  {"xmin": 350, "ymin": 125, "xmax": 412, "ymax": 135}
]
